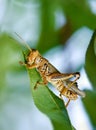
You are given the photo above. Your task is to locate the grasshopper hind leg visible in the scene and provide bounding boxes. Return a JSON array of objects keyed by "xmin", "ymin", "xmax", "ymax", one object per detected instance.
[
  {"xmin": 59, "ymin": 93, "xmax": 70, "ymax": 108},
  {"xmin": 65, "ymin": 99, "xmax": 70, "ymax": 107}
]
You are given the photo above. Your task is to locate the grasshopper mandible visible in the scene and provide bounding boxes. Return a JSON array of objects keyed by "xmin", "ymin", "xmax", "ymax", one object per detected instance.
[{"xmin": 16, "ymin": 33, "xmax": 85, "ymax": 107}]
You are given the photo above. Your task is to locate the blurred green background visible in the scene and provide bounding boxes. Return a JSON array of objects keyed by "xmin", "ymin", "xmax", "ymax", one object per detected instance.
[{"xmin": 0, "ymin": 0, "xmax": 96, "ymax": 130}]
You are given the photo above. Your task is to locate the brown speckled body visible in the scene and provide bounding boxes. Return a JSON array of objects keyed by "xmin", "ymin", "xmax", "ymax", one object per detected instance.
[
  {"xmin": 25, "ymin": 49, "xmax": 85, "ymax": 103},
  {"xmin": 16, "ymin": 32, "xmax": 85, "ymax": 106}
]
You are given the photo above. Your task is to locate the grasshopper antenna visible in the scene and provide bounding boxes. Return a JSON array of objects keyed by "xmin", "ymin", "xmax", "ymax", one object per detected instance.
[{"xmin": 15, "ymin": 32, "xmax": 32, "ymax": 51}]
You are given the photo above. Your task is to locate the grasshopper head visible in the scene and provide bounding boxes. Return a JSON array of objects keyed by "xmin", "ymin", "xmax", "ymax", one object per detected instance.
[{"xmin": 27, "ymin": 49, "xmax": 40, "ymax": 66}]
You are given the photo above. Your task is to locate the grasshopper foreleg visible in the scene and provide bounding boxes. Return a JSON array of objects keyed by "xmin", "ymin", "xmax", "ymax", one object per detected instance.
[{"xmin": 19, "ymin": 61, "xmax": 38, "ymax": 69}]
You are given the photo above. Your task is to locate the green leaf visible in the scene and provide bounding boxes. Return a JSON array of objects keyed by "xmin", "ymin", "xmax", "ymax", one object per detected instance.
[
  {"xmin": 0, "ymin": 33, "xmax": 29, "ymax": 104},
  {"xmin": 0, "ymin": 33, "xmax": 35, "ymax": 130},
  {"xmin": 0, "ymin": 33, "xmax": 21, "ymax": 89},
  {"xmin": 27, "ymin": 68, "xmax": 73, "ymax": 130},
  {"xmin": 83, "ymin": 31, "xmax": 96, "ymax": 129},
  {"xmin": 59, "ymin": 0, "xmax": 96, "ymax": 30},
  {"xmin": 82, "ymin": 90, "xmax": 96, "ymax": 128},
  {"xmin": 37, "ymin": 0, "xmax": 58, "ymax": 53},
  {"xmin": 37, "ymin": 0, "xmax": 96, "ymax": 52},
  {"xmin": 85, "ymin": 30, "xmax": 96, "ymax": 89}
]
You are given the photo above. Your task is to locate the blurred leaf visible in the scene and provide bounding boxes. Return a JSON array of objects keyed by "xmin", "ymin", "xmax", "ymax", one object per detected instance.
[
  {"xmin": 57, "ymin": 20, "xmax": 72, "ymax": 44},
  {"xmin": 0, "ymin": 33, "xmax": 25, "ymax": 103},
  {"xmin": 85, "ymin": 30, "xmax": 96, "ymax": 88},
  {"xmin": 15, "ymin": 0, "xmax": 39, "ymax": 2},
  {"xmin": 83, "ymin": 30, "xmax": 96, "ymax": 129},
  {"xmin": 0, "ymin": 34, "xmax": 19, "ymax": 86},
  {"xmin": 82, "ymin": 90, "xmax": 96, "ymax": 128},
  {"xmin": 37, "ymin": 0, "xmax": 58, "ymax": 53},
  {"xmin": 27, "ymin": 68, "xmax": 73, "ymax": 130},
  {"xmin": 37, "ymin": 0, "xmax": 96, "ymax": 52},
  {"xmin": 0, "ymin": 34, "xmax": 22, "ymax": 70},
  {"xmin": 60, "ymin": 0, "xmax": 96, "ymax": 31},
  {"xmin": 0, "ymin": 33, "xmax": 33, "ymax": 130}
]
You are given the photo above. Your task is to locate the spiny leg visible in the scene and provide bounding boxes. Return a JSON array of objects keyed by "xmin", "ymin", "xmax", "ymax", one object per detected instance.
[
  {"xmin": 34, "ymin": 80, "xmax": 44, "ymax": 89},
  {"xmin": 59, "ymin": 93, "xmax": 70, "ymax": 108},
  {"xmin": 19, "ymin": 61, "xmax": 26, "ymax": 66},
  {"xmin": 59, "ymin": 93, "xmax": 63, "ymax": 100},
  {"xmin": 34, "ymin": 78, "xmax": 48, "ymax": 90},
  {"xmin": 19, "ymin": 61, "xmax": 38, "ymax": 69},
  {"xmin": 67, "ymin": 73, "xmax": 80, "ymax": 89},
  {"xmin": 65, "ymin": 99, "xmax": 70, "ymax": 107},
  {"xmin": 59, "ymin": 93, "xmax": 66, "ymax": 106}
]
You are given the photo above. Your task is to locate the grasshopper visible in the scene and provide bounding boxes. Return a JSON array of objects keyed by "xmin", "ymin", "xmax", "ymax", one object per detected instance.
[{"xmin": 16, "ymin": 33, "xmax": 85, "ymax": 107}]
